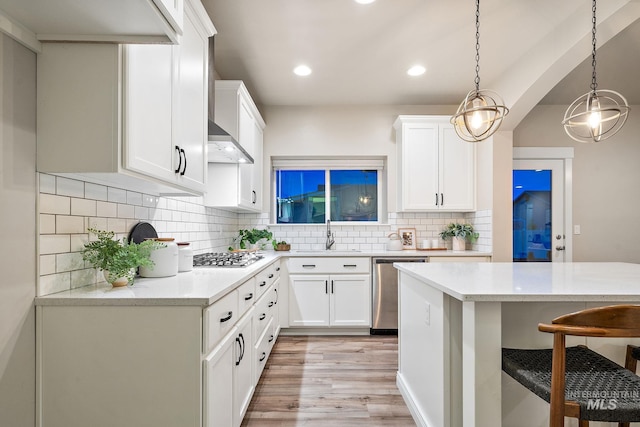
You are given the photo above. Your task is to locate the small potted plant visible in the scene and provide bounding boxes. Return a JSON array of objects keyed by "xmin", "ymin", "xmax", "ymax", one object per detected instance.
[
  {"xmin": 82, "ymin": 228, "xmax": 164, "ymax": 287},
  {"xmin": 273, "ymin": 240, "xmax": 291, "ymax": 251},
  {"xmin": 231, "ymin": 228, "xmax": 274, "ymax": 251},
  {"xmin": 439, "ymin": 222, "xmax": 479, "ymax": 251}
]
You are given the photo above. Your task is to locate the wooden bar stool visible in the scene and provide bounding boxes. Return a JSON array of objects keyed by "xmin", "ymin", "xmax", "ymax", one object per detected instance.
[{"xmin": 502, "ymin": 305, "xmax": 640, "ymax": 427}]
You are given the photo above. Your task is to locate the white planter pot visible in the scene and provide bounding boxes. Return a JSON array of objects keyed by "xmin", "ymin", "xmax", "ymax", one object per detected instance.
[{"xmin": 452, "ymin": 236, "xmax": 466, "ymax": 251}]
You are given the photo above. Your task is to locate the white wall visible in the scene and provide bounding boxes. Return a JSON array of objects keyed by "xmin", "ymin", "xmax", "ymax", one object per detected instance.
[
  {"xmin": 515, "ymin": 104, "xmax": 640, "ymax": 262},
  {"xmin": 0, "ymin": 34, "xmax": 36, "ymax": 427}
]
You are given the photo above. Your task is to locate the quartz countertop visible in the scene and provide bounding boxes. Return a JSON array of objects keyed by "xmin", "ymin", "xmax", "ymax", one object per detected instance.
[
  {"xmin": 394, "ymin": 261, "xmax": 640, "ymax": 302},
  {"xmin": 34, "ymin": 250, "xmax": 492, "ymax": 307}
]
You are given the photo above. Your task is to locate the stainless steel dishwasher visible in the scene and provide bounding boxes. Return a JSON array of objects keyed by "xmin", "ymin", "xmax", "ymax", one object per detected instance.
[{"xmin": 371, "ymin": 257, "xmax": 428, "ymax": 334}]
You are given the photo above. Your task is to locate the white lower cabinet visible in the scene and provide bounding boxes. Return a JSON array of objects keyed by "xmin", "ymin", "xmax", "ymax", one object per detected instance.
[
  {"xmin": 287, "ymin": 257, "xmax": 371, "ymax": 328},
  {"xmin": 233, "ymin": 309, "xmax": 254, "ymax": 427},
  {"xmin": 36, "ymin": 260, "xmax": 281, "ymax": 427}
]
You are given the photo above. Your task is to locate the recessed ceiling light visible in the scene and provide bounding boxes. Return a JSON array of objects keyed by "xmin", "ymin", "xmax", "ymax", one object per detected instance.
[
  {"xmin": 293, "ymin": 65, "xmax": 312, "ymax": 76},
  {"xmin": 407, "ymin": 65, "xmax": 426, "ymax": 76},
  {"xmin": 355, "ymin": 0, "xmax": 376, "ymax": 4}
]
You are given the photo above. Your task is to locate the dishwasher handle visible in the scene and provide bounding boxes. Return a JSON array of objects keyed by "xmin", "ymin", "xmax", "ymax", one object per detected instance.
[{"xmin": 373, "ymin": 258, "xmax": 428, "ymax": 264}]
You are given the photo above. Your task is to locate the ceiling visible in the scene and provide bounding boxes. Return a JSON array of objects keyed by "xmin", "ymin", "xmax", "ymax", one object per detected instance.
[{"xmin": 203, "ymin": 0, "xmax": 640, "ymax": 129}]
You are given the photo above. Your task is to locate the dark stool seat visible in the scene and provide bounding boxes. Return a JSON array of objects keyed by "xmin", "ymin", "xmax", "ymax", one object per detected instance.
[
  {"xmin": 503, "ymin": 346, "xmax": 640, "ymax": 422},
  {"xmin": 632, "ymin": 345, "xmax": 640, "ymax": 361}
]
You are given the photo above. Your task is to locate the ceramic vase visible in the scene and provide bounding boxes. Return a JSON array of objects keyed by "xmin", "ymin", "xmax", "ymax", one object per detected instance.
[
  {"xmin": 102, "ymin": 269, "xmax": 133, "ymax": 287},
  {"xmin": 452, "ymin": 236, "xmax": 466, "ymax": 251}
]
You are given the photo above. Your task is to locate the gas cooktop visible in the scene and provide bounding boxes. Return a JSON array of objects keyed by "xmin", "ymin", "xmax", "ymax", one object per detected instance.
[{"xmin": 193, "ymin": 251, "xmax": 263, "ymax": 268}]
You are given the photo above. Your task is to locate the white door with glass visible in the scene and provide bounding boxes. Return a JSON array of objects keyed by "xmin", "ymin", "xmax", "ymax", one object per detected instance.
[{"xmin": 513, "ymin": 159, "xmax": 566, "ymax": 262}]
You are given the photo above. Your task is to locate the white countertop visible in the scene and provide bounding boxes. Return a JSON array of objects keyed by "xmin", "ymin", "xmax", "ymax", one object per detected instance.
[
  {"xmin": 34, "ymin": 250, "xmax": 492, "ymax": 307},
  {"xmin": 394, "ymin": 261, "xmax": 640, "ymax": 302}
]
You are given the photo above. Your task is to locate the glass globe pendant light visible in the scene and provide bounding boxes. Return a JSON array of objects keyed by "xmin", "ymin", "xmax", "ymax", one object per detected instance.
[
  {"xmin": 562, "ymin": 0, "xmax": 630, "ymax": 143},
  {"xmin": 451, "ymin": 0, "xmax": 509, "ymax": 142}
]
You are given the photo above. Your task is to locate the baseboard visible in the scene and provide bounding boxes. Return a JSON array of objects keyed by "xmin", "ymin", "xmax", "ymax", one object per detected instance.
[
  {"xmin": 279, "ymin": 327, "xmax": 370, "ymax": 336},
  {"xmin": 397, "ymin": 372, "xmax": 428, "ymax": 427}
]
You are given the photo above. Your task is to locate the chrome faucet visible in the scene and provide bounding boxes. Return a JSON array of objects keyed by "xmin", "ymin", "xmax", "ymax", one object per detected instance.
[{"xmin": 326, "ymin": 219, "xmax": 335, "ymax": 250}]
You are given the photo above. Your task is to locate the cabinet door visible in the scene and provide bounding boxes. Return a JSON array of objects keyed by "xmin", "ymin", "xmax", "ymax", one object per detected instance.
[
  {"xmin": 203, "ymin": 332, "xmax": 234, "ymax": 427},
  {"xmin": 238, "ymin": 99, "xmax": 255, "ymax": 209},
  {"xmin": 439, "ymin": 124, "xmax": 476, "ymax": 211},
  {"xmin": 123, "ymin": 43, "xmax": 177, "ymax": 183},
  {"xmin": 175, "ymin": 3, "xmax": 207, "ymax": 192},
  {"xmin": 288, "ymin": 275, "xmax": 330, "ymax": 327},
  {"xmin": 251, "ymin": 120, "xmax": 264, "ymax": 211},
  {"xmin": 330, "ymin": 274, "xmax": 371, "ymax": 327},
  {"xmin": 233, "ymin": 312, "xmax": 254, "ymax": 427},
  {"xmin": 399, "ymin": 122, "xmax": 439, "ymax": 211}
]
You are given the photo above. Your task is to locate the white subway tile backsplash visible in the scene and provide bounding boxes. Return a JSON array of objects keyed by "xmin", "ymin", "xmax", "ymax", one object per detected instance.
[
  {"xmin": 71, "ymin": 268, "xmax": 97, "ymax": 289},
  {"xmin": 85, "ymin": 183, "xmax": 108, "ymax": 201},
  {"xmin": 40, "ymin": 214, "xmax": 56, "ymax": 234},
  {"xmin": 96, "ymin": 201, "xmax": 117, "ymax": 218},
  {"xmin": 71, "ymin": 198, "xmax": 97, "ymax": 217},
  {"xmin": 56, "ymin": 252, "xmax": 84, "ymax": 272},
  {"xmin": 40, "ymin": 194, "xmax": 70, "ymax": 215},
  {"xmin": 107, "ymin": 218, "xmax": 127, "ymax": 233},
  {"xmin": 70, "ymin": 234, "xmax": 88, "ymax": 253},
  {"xmin": 39, "ymin": 174, "xmax": 56, "ymax": 194},
  {"xmin": 107, "ymin": 187, "xmax": 127, "ymax": 203},
  {"xmin": 117, "ymin": 204, "xmax": 135, "ymax": 219},
  {"xmin": 56, "ymin": 177, "xmax": 85, "ymax": 198},
  {"xmin": 126, "ymin": 191, "xmax": 143, "ymax": 206},
  {"xmin": 56, "ymin": 215, "xmax": 85, "ymax": 234},
  {"xmin": 39, "ymin": 273, "xmax": 71, "ymax": 295},
  {"xmin": 40, "ymin": 255, "xmax": 56, "ymax": 276},
  {"xmin": 40, "ymin": 235, "xmax": 71, "ymax": 254}
]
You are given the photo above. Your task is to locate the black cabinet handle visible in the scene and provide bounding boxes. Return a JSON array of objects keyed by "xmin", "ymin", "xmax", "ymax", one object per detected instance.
[
  {"xmin": 244, "ymin": 293, "xmax": 254, "ymax": 301},
  {"xmin": 268, "ymin": 334, "xmax": 274, "ymax": 343},
  {"xmin": 174, "ymin": 145, "xmax": 182, "ymax": 173},
  {"xmin": 235, "ymin": 336, "xmax": 242, "ymax": 366},
  {"xmin": 252, "ymin": 190, "xmax": 256, "ymax": 204},
  {"xmin": 259, "ymin": 313, "xmax": 266, "ymax": 321},
  {"xmin": 273, "ymin": 288, "xmax": 279, "ymax": 305},
  {"xmin": 435, "ymin": 192, "xmax": 438, "ymax": 206},
  {"xmin": 440, "ymin": 193, "xmax": 443, "ymax": 206},
  {"xmin": 325, "ymin": 280, "xmax": 328, "ymax": 294},
  {"xmin": 268, "ymin": 301, "xmax": 274, "ymax": 308},
  {"xmin": 259, "ymin": 352, "xmax": 266, "ymax": 362},
  {"xmin": 268, "ymin": 274, "xmax": 274, "ymax": 279},
  {"xmin": 240, "ymin": 333, "xmax": 245, "ymax": 362},
  {"xmin": 260, "ymin": 281, "xmax": 267, "ymax": 287},
  {"xmin": 331, "ymin": 280, "xmax": 334, "ymax": 294},
  {"xmin": 302, "ymin": 264, "xmax": 316, "ymax": 268},
  {"xmin": 343, "ymin": 264, "xmax": 357, "ymax": 268},
  {"xmin": 180, "ymin": 148, "xmax": 186, "ymax": 176},
  {"xmin": 220, "ymin": 311, "xmax": 233, "ymax": 323},
  {"xmin": 276, "ymin": 267, "xmax": 280, "ymax": 272}
]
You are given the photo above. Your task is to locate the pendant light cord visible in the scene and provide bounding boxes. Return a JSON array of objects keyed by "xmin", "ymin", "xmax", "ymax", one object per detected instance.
[
  {"xmin": 591, "ymin": 0, "xmax": 598, "ymax": 93},
  {"xmin": 474, "ymin": 0, "xmax": 481, "ymax": 92}
]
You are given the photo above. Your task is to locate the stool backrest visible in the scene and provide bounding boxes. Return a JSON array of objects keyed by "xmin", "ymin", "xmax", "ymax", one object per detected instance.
[{"xmin": 538, "ymin": 304, "xmax": 640, "ymax": 337}]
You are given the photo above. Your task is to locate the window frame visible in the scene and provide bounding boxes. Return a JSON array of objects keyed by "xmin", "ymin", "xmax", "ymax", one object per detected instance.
[{"xmin": 271, "ymin": 158, "xmax": 385, "ymax": 225}]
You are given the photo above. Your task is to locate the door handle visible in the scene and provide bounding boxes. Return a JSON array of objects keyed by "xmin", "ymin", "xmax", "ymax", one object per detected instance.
[
  {"xmin": 174, "ymin": 145, "xmax": 182, "ymax": 173},
  {"xmin": 180, "ymin": 148, "xmax": 186, "ymax": 176}
]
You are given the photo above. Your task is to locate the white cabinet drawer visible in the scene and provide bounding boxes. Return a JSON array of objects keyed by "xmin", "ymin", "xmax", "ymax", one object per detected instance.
[
  {"xmin": 203, "ymin": 290, "xmax": 239, "ymax": 355},
  {"xmin": 254, "ymin": 318, "xmax": 274, "ymax": 383},
  {"xmin": 253, "ymin": 287, "xmax": 274, "ymax": 344},
  {"xmin": 255, "ymin": 261, "xmax": 280, "ymax": 299},
  {"xmin": 237, "ymin": 277, "xmax": 257, "ymax": 318},
  {"xmin": 288, "ymin": 257, "xmax": 370, "ymax": 274}
]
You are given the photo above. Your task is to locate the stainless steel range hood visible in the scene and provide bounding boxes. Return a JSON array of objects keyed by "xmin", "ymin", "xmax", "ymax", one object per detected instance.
[{"xmin": 207, "ymin": 37, "xmax": 254, "ymax": 164}]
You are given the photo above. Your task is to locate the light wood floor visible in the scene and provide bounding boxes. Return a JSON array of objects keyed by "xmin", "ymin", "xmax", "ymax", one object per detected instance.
[{"xmin": 241, "ymin": 335, "xmax": 416, "ymax": 427}]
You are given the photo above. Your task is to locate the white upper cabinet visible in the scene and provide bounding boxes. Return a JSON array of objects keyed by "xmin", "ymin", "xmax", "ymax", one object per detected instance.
[
  {"xmin": 394, "ymin": 115, "xmax": 476, "ymax": 212},
  {"xmin": 37, "ymin": 0, "xmax": 215, "ymax": 195},
  {"xmin": 0, "ymin": 0, "xmax": 184, "ymax": 45},
  {"xmin": 205, "ymin": 81, "xmax": 266, "ymax": 212}
]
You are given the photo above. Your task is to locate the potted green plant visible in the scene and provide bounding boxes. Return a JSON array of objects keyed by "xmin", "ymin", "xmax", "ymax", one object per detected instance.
[
  {"xmin": 232, "ymin": 228, "xmax": 274, "ymax": 250},
  {"xmin": 82, "ymin": 228, "xmax": 165, "ymax": 287},
  {"xmin": 439, "ymin": 222, "xmax": 479, "ymax": 251},
  {"xmin": 273, "ymin": 240, "xmax": 291, "ymax": 251}
]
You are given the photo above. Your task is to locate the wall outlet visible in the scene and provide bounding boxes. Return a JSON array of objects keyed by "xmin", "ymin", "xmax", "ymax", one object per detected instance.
[
  {"xmin": 574, "ymin": 225, "xmax": 581, "ymax": 235},
  {"xmin": 424, "ymin": 302, "xmax": 430, "ymax": 325}
]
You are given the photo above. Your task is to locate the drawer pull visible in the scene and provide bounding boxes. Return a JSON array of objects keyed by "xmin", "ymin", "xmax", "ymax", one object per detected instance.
[
  {"xmin": 268, "ymin": 334, "xmax": 274, "ymax": 343},
  {"xmin": 268, "ymin": 273, "xmax": 274, "ymax": 279},
  {"xmin": 259, "ymin": 313, "xmax": 266, "ymax": 321},
  {"xmin": 331, "ymin": 280, "xmax": 334, "ymax": 294},
  {"xmin": 268, "ymin": 301, "xmax": 274, "ymax": 308},
  {"xmin": 244, "ymin": 293, "xmax": 254, "ymax": 301},
  {"xmin": 260, "ymin": 281, "xmax": 267, "ymax": 287},
  {"xmin": 273, "ymin": 288, "xmax": 279, "ymax": 304},
  {"xmin": 259, "ymin": 352, "xmax": 266, "ymax": 362},
  {"xmin": 220, "ymin": 311, "xmax": 233, "ymax": 323},
  {"xmin": 302, "ymin": 264, "xmax": 316, "ymax": 268},
  {"xmin": 276, "ymin": 267, "xmax": 280, "ymax": 271},
  {"xmin": 343, "ymin": 264, "xmax": 357, "ymax": 268}
]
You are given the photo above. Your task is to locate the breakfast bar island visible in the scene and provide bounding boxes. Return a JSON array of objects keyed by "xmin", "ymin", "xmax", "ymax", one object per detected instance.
[{"xmin": 394, "ymin": 262, "xmax": 640, "ymax": 427}]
